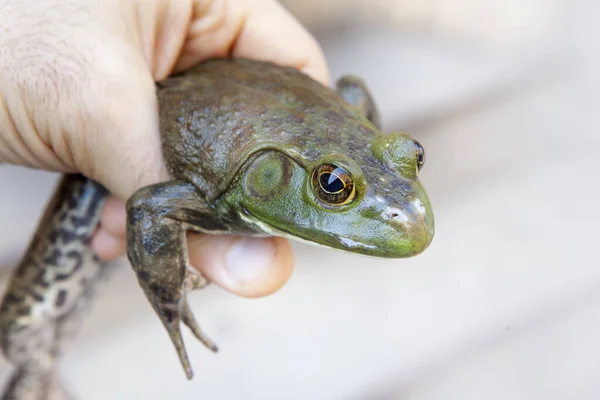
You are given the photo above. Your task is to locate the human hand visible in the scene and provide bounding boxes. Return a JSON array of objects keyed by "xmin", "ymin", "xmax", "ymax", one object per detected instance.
[{"xmin": 0, "ymin": 0, "xmax": 329, "ymax": 297}]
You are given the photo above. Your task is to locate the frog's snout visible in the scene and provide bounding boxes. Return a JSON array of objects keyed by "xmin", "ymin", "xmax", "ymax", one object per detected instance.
[{"xmin": 382, "ymin": 198, "xmax": 433, "ymax": 256}]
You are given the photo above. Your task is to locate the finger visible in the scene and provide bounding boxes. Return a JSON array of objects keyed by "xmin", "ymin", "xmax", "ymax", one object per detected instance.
[
  {"xmin": 99, "ymin": 196, "xmax": 127, "ymax": 238},
  {"xmin": 187, "ymin": 233, "xmax": 294, "ymax": 298},
  {"xmin": 91, "ymin": 195, "xmax": 127, "ymax": 260},
  {"xmin": 173, "ymin": 0, "xmax": 329, "ymax": 85},
  {"xmin": 231, "ymin": 0, "xmax": 329, "ymax": 84},
  {"xmin": 92, "ymin": 228, "xmax": 127, "ymax": 261}
]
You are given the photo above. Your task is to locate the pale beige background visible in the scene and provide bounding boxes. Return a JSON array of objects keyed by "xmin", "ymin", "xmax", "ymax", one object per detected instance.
[{"xmin": 1, "ymin": 0, "xmax": 598, "ymax": 398}]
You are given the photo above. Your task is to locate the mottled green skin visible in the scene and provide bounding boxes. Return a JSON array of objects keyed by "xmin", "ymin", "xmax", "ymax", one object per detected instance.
[{"xmin": 158, "ymin": 58, "xmax": 434, "ymax": 257}]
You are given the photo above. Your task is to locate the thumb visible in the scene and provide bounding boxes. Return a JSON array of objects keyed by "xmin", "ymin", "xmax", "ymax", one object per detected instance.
[{"xmin": 188, "ymin": 234, "xmax": 294, "ymax": 298}]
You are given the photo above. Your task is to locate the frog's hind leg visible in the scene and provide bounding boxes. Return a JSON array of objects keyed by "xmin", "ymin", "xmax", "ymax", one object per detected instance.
[
  {"xmin": 336, "ymin": 76, "xmax": 381, "ymax": 128},
  {"xmin": 0, "ymin": 175, "xmax": 109, "ymax": 400},
  {"xmin": 2, "ymin": 369, "xmax": 74, "ymax": 400}
]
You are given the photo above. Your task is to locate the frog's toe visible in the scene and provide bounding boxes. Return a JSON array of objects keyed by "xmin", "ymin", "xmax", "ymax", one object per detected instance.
[
  {"xmin": 184, "ymin": 270, "xmax": 209, "ymax": 291},
  {"xmin": 182, "ymin": 270, "xmax": 218, "ymax": 351},
  {"xmin": 181, "ymin": 299, "xmax": 218, "ymax": 353},
  {"xmin": 151, "ymin": 281, "xmax": 217, "ymax": 379},
  {"xmin": 156, "ymin": 304, "xmax": 195, "ymax": 380}
]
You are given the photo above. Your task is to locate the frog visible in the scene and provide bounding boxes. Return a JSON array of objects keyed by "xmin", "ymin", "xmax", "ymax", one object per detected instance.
[{"xmin": 0, "ymin": 58, "xmax": 434, "ymax": 399}]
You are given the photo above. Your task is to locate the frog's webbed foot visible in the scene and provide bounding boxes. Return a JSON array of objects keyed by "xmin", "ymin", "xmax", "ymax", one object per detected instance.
[
  {"xmin": 336, "ymin": 75, "xmax": 381, "ymax": 129},
  {"xmin": 126, "ymin": 181, "xmax": 228, "ymax": 379}
]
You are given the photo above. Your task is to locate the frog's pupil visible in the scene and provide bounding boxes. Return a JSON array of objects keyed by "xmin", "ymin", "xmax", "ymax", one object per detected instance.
[{"xmin": 320, "ymin": 172, "xmax": 344, "ymax": 193}]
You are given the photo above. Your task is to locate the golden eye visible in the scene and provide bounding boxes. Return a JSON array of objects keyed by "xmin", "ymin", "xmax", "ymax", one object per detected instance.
[{"xmin": 311, "ymin": 164, "xmax": 356, "ymax": 206}]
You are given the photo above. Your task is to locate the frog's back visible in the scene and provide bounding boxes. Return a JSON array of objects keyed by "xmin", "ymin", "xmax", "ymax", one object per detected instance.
[{"xmin": 157, "ymin": 58, "xmax": 377, "ymax": 199}]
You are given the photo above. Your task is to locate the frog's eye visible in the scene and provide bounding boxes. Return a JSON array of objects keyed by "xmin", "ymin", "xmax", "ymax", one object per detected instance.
[
  {"xmin": 415, "ymin": 140, "xmax": 426, "ymax": 173},
  {"xmin": 311, "ymin": 164, "xmax": 356, "ymax": 206}
]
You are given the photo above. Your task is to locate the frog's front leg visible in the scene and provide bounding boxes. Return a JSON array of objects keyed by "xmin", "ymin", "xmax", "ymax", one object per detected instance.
[
  {"xmin": 336, "ymin": 76, "xmax": 381, "ymax": 129},
  {"xmin": 126, "ymin": 180, "xmax": 235, "ymax": 379}
]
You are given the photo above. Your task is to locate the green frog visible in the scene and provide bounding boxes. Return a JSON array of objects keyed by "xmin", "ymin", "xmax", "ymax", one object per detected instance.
[{"xmin": 0, "ymin": 58, "xmax": 434, "ymax": 398}]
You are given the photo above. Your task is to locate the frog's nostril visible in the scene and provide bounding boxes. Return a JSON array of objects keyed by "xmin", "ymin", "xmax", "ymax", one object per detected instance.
[{"xmin": 385, "ymin": 208, "xmax": 408, "ymax": 223}]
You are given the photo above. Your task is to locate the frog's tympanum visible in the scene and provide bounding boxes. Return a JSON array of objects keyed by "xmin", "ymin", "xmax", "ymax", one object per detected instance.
[{"xmin": 0, "ymin": 59, "xmax": 434, "ymax": 398}]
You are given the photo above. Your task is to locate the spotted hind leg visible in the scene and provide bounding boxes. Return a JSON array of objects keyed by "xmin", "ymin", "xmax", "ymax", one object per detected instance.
[
  {"xmin": 2, "ymin": 369, "xmax": 73, "ymax": 400},
  {"xmin": 0, "ymin": 175, "xmax": 109, "ymax": 399}
]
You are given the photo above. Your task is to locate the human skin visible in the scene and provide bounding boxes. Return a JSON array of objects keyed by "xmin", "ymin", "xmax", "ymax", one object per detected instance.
[{"xmin": 0, "ymin": 0, "xmax": 329, "ymax": 298}]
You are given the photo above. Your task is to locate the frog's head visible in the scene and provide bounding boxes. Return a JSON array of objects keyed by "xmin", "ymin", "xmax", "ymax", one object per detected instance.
[{"xmin": 222, "ymin": 132, "xmax": 434, "ymax": 258}]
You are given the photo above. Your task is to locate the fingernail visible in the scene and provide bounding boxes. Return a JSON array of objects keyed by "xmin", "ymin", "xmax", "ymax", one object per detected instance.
[{"xmin": 225, "ymin": 238, "xmax": 275, "ymax": 282}]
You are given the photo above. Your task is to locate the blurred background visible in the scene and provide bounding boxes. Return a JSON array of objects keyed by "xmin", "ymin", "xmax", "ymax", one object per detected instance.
[{"xmin": 1, "ymin": 0, "xmax": 598, "ymax": 398}]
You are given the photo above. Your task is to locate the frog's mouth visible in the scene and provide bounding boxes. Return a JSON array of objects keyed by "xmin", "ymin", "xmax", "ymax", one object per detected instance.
[
  {"xmin": 238, "ymin": 210, "xmax": 392, "ymax": 257},
  {"xmin": 239, "ymin": 200, "xmax": 434, "ymax": 258}
]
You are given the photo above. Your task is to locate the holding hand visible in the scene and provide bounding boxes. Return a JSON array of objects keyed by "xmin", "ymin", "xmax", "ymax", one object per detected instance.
[{"xmin": 0, "ymin": 0, "xmax": 329, "ymax": 297}]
